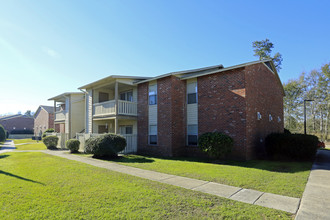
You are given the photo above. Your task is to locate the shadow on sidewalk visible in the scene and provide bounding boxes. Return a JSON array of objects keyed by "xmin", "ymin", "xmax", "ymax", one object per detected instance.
[{"xmin": 312, "ymin": 149, "xmax": 330, "ymax": 171}]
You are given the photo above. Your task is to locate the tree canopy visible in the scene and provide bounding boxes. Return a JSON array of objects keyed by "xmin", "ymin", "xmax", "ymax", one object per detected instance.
[{"xmin": 252, "ymin": 38, "xmax": 283, "ymax": 72}]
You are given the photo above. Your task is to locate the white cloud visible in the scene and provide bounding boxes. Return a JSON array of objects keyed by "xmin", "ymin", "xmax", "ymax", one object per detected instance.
[{"xmin": 42, "ymin": 46, "xmax": 60, "ymax": 58}]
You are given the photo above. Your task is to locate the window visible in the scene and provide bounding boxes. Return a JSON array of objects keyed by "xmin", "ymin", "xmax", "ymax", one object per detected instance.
[
  {"xmin": 149, "ymin": 125, "xmax": 157, "ymax": 145},
  {"xmin": 187, "ymin": 82, "xmax": 197, "ymax": 104},
  {"xmin": 149, "ymin": 84, "xmax": 157, "ymax": 105},
  {"xmin": 278, "ymin": 116, "xmax": 281, "ymax": 122},
  {"xmin": 187, "ymin": 124, "xmax": 198, "ymax": 145},
  {"xmin": 120, "ymin": 91, "xmax": 133, "ymax": 102},
  {"xmin": 120, "ymin": 125, "xmax": 133, "ymax": 135},
  {"xmin": 269, "ymin": 114, "xmax": 273, "ymax": 121},
  {"xmin": 257, "ymin": 112, "xmax": 262, "ymax": 120}
]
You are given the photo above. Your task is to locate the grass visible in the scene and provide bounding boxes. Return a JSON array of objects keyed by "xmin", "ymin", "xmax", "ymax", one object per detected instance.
[
  {"xmin": 89, "ymin": 154, "xmax": 312, "ymax": 198},
  {"xmin": 12, "ymin": 138, "xmax": 38, "ymax": 144},
  {"xmin": 11, "ymin": 139, "xmax": 47, "ymax": 150},
  {"xmin": 14, "ymin": 143, "xmax": 47, "ymax": 150},
  {"xmin": 0, "ymin": 152, "xmax": 292, "ymax": 219}
]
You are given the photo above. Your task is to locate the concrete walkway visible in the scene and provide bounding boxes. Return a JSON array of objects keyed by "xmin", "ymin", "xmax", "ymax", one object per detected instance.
[
  {"xmin": 43, "ymin": 150, "xmax": 300, "ymax": 214},
  {"xmin": 296, "ymin": 149, "xmax": 330, "ymax": 219},
  {"xmin": 0, "ymin": 140, "xmax": 16, "ymax": 153}
]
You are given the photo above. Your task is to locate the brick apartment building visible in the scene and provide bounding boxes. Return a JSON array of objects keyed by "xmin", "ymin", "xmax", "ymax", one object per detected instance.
[
  {"xmin": 0, "ymin": 114, "xmax": 34, "ymax": 134},
  {"xmin": 136, "ymin": 60, "xmax": 284, "ymax": 160},
  {"xmin": 34, "ymin": 105, "xmax": 55, "ymax": 136},
  {"xmin": 79, "ymin": 59, "xmax": 284, "ymax": 160}
]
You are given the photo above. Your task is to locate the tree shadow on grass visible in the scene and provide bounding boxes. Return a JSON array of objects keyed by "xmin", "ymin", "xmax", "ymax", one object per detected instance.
[
  {"xmin": 0, "ymin": 170, "xmax": 45, "ymax": 185},
  {"xmin": 0, "ymin": 155, "xmax": 10, "ymax": 159}
]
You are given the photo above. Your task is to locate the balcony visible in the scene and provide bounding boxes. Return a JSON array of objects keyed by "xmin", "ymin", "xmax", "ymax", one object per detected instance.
[
  {"xmin": 93, "ymin": 100, "xmax": 137, "ymax": 117},
  {"xmin": 55, "ymin": 110, "xmax": 66, "ymax": 121}
]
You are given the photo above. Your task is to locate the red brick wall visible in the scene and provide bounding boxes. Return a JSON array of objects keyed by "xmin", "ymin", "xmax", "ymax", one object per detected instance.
[
  {"xmin": 49, "ymin": 113, "xmax": 54, "ymax": 129},
  {"xmin": 198, "ymin": 68, "xmax": 248, "ymax": 160},
  {"xmin": 245, "ymin": 63, "xmax": 284, "ymax": 159},
  {"xmin": 137, "ymin": 76, "xmax": 186, "ymax": 157},
  {"xmin": 137, "ymin": 82, "xmax": 149, "ymax": 154},
  {"xmin": 0, "ymin": 116, "xmax": 34, "ymax": 134}
]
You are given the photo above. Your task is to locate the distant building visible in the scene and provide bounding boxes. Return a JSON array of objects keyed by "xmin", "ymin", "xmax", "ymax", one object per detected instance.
[
  {"xmin": 34, "ymin": 105, "xmax": 55, "ymax": 136},
  {"xmin": 0, "ymin": 114, "xmax": 34, "ymax": 134}
]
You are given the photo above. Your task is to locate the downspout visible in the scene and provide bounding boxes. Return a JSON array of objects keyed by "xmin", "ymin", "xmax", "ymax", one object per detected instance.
[{"xmin": 79, "ymin": 89, "xmax": 88, "ymax": 134}]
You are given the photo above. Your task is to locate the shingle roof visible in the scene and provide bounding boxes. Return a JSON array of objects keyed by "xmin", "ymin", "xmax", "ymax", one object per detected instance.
[{"xmin": 40, "ymin": 105, "xmax": 55, "ymax": 114}]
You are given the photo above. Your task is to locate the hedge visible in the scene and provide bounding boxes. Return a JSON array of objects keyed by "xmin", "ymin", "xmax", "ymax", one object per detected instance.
[
  {"xmin": 43, "ymin": 135, "xmax": 59, "ymax": 149},
  {"xmin": 265, "ymin": 133, "xmax": 319, "ymax": 160},
  {"xmin": 198, "ymin": 132, "xmax": 233, "ymax": 159},
  {"xmin": 0, "ymin": 125, "xmax": 6, "ymax": 142},
  {"xmin": 10, "ymin": 129, "xmax": 34, "ymax": 134},
  {"xmin": 42, "ymin": 128, "xmax": 55, "ymax": 138},
  {"xmin": 66, "ymin": 139, "xmax": 80, "ymax": 153},
  {"xmin": 85, "ymin": 134, "xmax": 126, "ymax": 158}
]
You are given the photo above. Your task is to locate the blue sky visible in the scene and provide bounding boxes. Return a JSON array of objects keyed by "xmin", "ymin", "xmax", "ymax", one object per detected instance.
[{"xmin": 0, "ymin": 0, "xmax": 329, "ymax": 114}]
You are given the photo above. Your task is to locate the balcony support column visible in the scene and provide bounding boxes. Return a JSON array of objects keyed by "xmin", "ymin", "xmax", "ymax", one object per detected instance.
[
  {"xmin": 114, "ymin": 118, "xmax": 118, "ymax": 134},
  {"xmin": 115, "ymin": 81, "xmax": 118, "ymax": 116},
  {"xmin": 53, "ymin": 101, "xmax": 56, "ymax": 129}
]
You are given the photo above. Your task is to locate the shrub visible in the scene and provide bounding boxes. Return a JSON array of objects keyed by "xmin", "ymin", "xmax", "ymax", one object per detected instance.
[
  {"xmin": 284, "ymin": 128, "xmax": 291, "ymax": 134},
  {"xmin": 265, "ymin": 133, "xmax": 319, "ymax": 160},
  {"xmin": 66, "ymin": 139, "xmax": 80, "ymax": 153},
  {"xmin": 85, "ymin": 134, "xmax": 126, "ymax": 158},
  {"xmin": 42, "ymin": 128, "xmax": 55, "ymax": 138},
  {"xmin": 43, "ymin": 135, "xmax": 59, "ymax": 149},
  {"xmin": 10, "ymin": 129, "xmax": 34, "ymax": 134},
  {"xmin": 0, "ymin": 125, "xmax": 6, "ymax": 142},
  {"xmin": 198, "ymin": 132, "xmax": 233, "ymax": 159}
]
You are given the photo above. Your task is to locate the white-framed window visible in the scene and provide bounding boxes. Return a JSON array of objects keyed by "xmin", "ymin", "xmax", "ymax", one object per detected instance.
[
  {"xmin": 120, "ymin": 91, "xmax": 133, "ymax": 102},
  {"xmin": 187, "ymin": 82, "xmax": 197, "ymax": 104},
  {"xmin": 149, "ymin": 84, "xmax": 157, "ymax": 105},
  {"xmin": 187, "ymin": 124, "xmax": 198, "ymax": 145},
  {"xmin": 257, "ymin": 112, "xmax": 262, "ymax": 120},
  {"xmin": 149, "ymin": 125, "xmax": 157, "ymax": 145},
  {"xmin": 278, "ymin": 116, "xmax": 281, "ymax": 122},
  {"xmin": 269, "ymin": 114, "xmax": 273, "ymax": 121}
]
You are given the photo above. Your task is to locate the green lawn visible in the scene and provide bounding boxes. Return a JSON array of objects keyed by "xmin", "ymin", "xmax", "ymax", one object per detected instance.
[
  {"xmin": 95, "ymin": 155, "xmax": 312, "ymax": 198},
  {"xmin": 0, "ymin": 152, "xmax": 292, "ymax": 219},
  {"xmin": 15, "ymin": 142, "xmax": 47, "ymax": 150},
  {"xmin": 13, "ymin": 138, "xmax": 38, "ymax": 144},
  {"xmin": 11, "ymin": 139, "xmax": 47, "ymax": 150}
]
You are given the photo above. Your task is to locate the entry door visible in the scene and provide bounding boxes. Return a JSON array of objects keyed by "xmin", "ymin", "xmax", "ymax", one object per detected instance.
[{"xmin": 98, "ymin": 125, "xmax": 108, "ymax": 134}]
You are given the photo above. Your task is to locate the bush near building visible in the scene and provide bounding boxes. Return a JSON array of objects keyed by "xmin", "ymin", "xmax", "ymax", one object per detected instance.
[
  {"xmin": 43, "ymin": 135, "xmax": 59, "ymax": 149},
  {"xmin": 66, "ymin": 139, "xmax": 80, "ymax": 153},
  {"xmin": 85, "ymin": 133, "xmax": 126, "ymax": 158},
  {"xmin": 198, "ymin": 132, "xmax": 233, "ymax": 159},
  {"xmin": 0, "ymin": 125, "xmax": 6, "ymax": 142},
  {"xmin": 265, "ymin": 133, "xmax": 319, "ymax": 160}
]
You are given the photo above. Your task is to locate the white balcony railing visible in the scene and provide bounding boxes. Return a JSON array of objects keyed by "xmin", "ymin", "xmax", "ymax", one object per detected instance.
[
  {"xmin": 118, "ymin": 100, "xmax": 137, "ymax": 116},
  {"xmin": 93, "ymin": 100, "xmax": 116, "ymax": 116},
  {"xmin": 93, "ymin": 100, "xmax": 137, "ymax": 117},
  {"xmin": 55, "ymin": 111, "xmax": 66, "ymax": 121}
]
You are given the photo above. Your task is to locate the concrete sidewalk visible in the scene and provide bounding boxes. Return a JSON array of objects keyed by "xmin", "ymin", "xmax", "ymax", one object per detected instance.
[
  {"xmin": 296, "ymin": 149, "xmax": 330, "ymax": 219},
  {"xmin": 43, "ymin": 150, "xmax": 300, "ymax": 214},
  {"xmin": 0, "ymin": 140, "xmax": 16, "ymax": 153}
]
